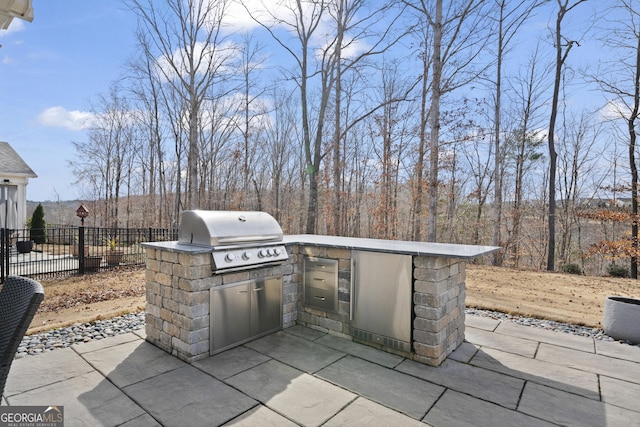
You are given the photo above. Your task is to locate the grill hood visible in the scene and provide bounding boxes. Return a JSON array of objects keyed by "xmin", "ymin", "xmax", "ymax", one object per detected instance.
[{"xmin": 178, "ymin": 210, "xmax": 284, "ymax": 247}]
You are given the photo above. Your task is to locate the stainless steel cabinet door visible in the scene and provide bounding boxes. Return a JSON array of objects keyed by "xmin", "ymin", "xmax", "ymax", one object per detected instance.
[
  {"xmin": 251, "ymin": 276, "xmax": 282, "ymax": 336},
  {"xmin": 351, "ymin": 250, "xmax": 412, "ymax": 344},
  {"xmin": 211, "ymin": 283, "xmax": 251, "ymax": 352}
]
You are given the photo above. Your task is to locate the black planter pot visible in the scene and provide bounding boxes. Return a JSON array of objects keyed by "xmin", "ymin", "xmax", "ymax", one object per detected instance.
[{"xmin": 16, "ymin": 240, "xmax": 33, "ymax": 253}]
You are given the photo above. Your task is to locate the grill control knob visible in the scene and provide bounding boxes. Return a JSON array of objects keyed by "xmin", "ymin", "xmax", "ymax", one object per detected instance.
[
  {"xmin": 267, "ymin": 248, "xmax": 274, "ymax": 256},
  {"xmin": 258, "ymin": 249, "xmax": 267, "ymax": 258},
  {"xmin": 273, "ymin": 248, "xmax": 281, "ymax": 255},
  {"xmin": 242, "ymin": 251, "xmax": 252, "ymax": 260},
  {"xmin": 225, "ymin": 253, "xmax": 236, "ymax": 262}
]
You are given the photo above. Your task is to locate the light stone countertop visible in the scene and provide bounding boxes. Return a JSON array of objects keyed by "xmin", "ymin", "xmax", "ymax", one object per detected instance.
[
  {"xmin": 144, "ymin": 235, "xmax": 500, "ymax": 260},
  {"xmin": 284, "ymin": 234, "xmax": 500, "ymax": 259}
]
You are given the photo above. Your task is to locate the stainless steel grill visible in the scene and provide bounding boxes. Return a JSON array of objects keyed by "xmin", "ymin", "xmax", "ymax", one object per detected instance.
[{"xmin": 178, "ymin": 210, "xmax": 288, "ymax": 272}]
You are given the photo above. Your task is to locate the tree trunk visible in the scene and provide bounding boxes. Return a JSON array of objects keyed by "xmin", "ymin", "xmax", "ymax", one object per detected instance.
[{"xmin": 427, "ymin": 0, "xmax": 443, "ymax": 242}]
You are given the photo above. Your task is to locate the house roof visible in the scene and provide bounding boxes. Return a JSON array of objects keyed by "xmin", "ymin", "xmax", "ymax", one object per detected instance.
[
  {"xmin": 0, "ymin": 0, "xmax": 33, "ymax": 30},
  {"xmin": 0, "ymin": 141, "xmax": 37, "ymax": 178}
]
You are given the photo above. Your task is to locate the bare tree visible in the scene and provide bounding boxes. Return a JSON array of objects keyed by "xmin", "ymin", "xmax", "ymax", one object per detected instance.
[
  {"xmin": 487, "ymin": 0, "xmax": 544, "ymax": 264},
  {"xmin": 72, "ymin": 86, "xmax": 136, "ymax": 228},
  {"xmin": 504, "ymin": 44, "xmax": 549, "ymax": 266},
  {"xmin": 556, "ymin": 109, "xmax": 604, "ymax": 267},
  {"xmin": 405, "ymin": 0, "xmax": 491, "ymax": 241},
  {"xmin": 546, "ymin": 0, "xmax": 587, "ymax": 271},
  {"xmin": 589, "ymin": 0, "xmax": 640, "ymax": 278},
  {"xmin": 127, "ymin": 0, "xmax": 234, "ymax": 209}
]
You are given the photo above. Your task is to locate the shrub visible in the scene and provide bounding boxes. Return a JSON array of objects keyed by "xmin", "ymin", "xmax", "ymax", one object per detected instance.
[
  {"xmin": 607, "ymin": 263, "xmax": 629, "ymax": 278},
  {"xmin": 562, "ymin": 263, "xmax": 582, "ymax": 275},
  {"xmin": 29, "ymin": 203, "xmax": 47, "ymax": 244}
]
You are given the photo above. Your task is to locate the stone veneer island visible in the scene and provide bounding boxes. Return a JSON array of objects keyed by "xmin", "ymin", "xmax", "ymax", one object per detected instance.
[{"xmin": 143, "ymin": 235, "xmax": 499, "ymax": 366}]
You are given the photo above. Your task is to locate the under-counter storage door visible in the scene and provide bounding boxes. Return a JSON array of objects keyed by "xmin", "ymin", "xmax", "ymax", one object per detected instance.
[
  {"xmin": 211, "ymin": 283, "xmax": 251, "ymax": 353},
  {"xmin": 351, "ymin": 250, "xmax": 412, "ymax": 345},
  {"xmin": 251, "ymin": 276, "xmax": 283, "ymax": 336}
]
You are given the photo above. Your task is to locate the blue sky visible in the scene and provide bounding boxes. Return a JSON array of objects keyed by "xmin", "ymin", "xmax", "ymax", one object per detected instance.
[
  {"xmin": 1, "ymin": 2, "xmax": 138, "ymax": 202},
  {"xmin": 0, "ymin": 1, "xmax": 609, "ymax": 202}
]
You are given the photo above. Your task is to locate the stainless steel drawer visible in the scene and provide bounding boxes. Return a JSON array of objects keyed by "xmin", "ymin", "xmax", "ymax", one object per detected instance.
[
  {"xmin": 305, "ymin": 270, "xmax": 335, "ymax": 290},
  {"xmin": 305, "ymin": 286, "xmax": 335, "ymax": 312},
  {"xmin": 305, "ymin": 258, "xmax": 336, "ymax": 271},
  {"xmin": 304, "ymin": 256, "xmax": 338, "ymax": 313}
]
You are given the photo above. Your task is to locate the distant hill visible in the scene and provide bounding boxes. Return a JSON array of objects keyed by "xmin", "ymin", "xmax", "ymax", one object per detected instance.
[{"xmin": 26, "ymin": 200, "xmax": 84, "ymax": 226}]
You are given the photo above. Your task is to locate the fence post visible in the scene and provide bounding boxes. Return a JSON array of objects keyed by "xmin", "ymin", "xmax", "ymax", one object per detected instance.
[
  {"xmin": 1, "ymin": 228, "xmax": 8, "ymax": 283},
  {"xmin": 78, "ymin": 226, "xmax": 85, "ymax": 274}
]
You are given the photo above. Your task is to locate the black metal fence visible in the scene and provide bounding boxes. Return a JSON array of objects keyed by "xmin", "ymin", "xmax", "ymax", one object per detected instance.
[{"xmin": 1, "ymin": 226, "xmax": 178, "ymax": 283}]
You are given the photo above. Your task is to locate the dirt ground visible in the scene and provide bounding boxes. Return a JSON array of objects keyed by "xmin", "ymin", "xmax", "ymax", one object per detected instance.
[
  {"xmin": 465, "ymin": 265, "xmax": 640, "ymax": 328},
  {"xmin": 27, "ymin": 264, "xmax": 640, "ymax": 334},
  {"xmin": 30, "ymin": 269, "xmax": 147, "ymax": 334}
]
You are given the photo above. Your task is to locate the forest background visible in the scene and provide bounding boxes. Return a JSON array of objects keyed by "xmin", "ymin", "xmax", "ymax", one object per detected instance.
[{"xmin": 46, "ymin": 0, "xmax": 640, "ymax": 278}]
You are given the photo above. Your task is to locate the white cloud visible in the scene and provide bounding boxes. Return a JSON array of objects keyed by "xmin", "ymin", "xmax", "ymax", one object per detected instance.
[
  {"xmin": 37, "ymin": 106, "xmax": 95, "ymax": 131},
  {"xmin": 223, "ymin": 0, "xmax": 299, "ymax": 32},
  {"xmin": 600, "ymin": 100, "xmax": 630, "ymax": 121},
  {"xmin": 0, "ymin": 18, "xmax": 25, "ymax": 37}
]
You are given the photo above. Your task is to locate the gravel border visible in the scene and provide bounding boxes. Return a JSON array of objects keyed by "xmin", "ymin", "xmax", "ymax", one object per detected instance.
[{"xmin": 16, "ymin": 308, "xmax": 639, "ymax": 358}]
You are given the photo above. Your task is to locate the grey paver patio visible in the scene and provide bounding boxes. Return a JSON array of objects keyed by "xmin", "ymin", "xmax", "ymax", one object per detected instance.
[{"xmin": 3, "ymin": 316, "xmax": 640, "ymax": 426}]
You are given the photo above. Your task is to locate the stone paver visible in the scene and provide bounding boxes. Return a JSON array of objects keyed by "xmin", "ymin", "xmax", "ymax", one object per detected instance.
[
  {"xmin": 244, "ymin": 331, "xmax": 345, "ymax": 373},
  {"xmin": 465, "ymin": 315, "xmax": 500, "ymax": 331},
  {"xmin": 599, "ymin": 375, "xmax": 640, "ymax": 412},
  {"xmin": 396, "ymin": 358, "xmax": 524, "ymax": 409},
  {"xmin": 72, "ymin": 331, "xmax": 141, "ymax": 354},
  {"xmin": 222, "ymin": 406, "xmax": 298, "ymax": 426},
  {"xmin": 5, "ymin": 348, "xmax": 94, "ymax": 396},
  {"xmin": 471, "ymin": 346, "xmax": 600, "ymax": 399},
  {"xmin": 465, "ymin": 325, "xmax": 539, "ymax": 357},
  {"xmin": 317, "ymin": 355, "xmax": 444, "ymax": 419},
  {"xmin": 7, "ymin": 371, "xmax": 146, "ymax": 427},
  {"xmin": 519, "ymin": 381, "xmax": 640, "ymax": 427},
  {"xmin": 81, "ymin": 339, "xmax": 185, "ymax": 388},
  {"xmin": 447, "ymin": 341, "xmax": 479, "ymax": 363},
  {"xmin": 225, "ymin": 359, "xmax": 356, "ymax": 426},
  {"xmin": 594, "ymin": 339, "xmax": 640, "ymax": 362},
  {"xmin": 325, "ymin": 397, "xmax": 425, "ymax": 427},
  {"xmin": 123, "ymin": 365, "xmax": 257, "ymax": 427},
  {"xmin": 536, "ymin": 342, "xmax": 640, "ymax": 382},
  {"xmin": 193, "ymin": 346, "xmax": 270, "ymax": 380},
  {"xmin": 4, "ymin": 319, "xmax": 640, "ymax": 427},
  {"xmin": 494, "ymin": 322, "xmax": 595, "ymax": 352},
  {"xmin": 423, "ymin": 389, "xmax": 555, "ymax": 427},
  {"xmin": 314, "ymin": 334, "xmax": 404, "ymax": 368}
]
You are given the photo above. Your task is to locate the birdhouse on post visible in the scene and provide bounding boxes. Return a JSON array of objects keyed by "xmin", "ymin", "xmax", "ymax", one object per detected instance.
[{"xmin": 76, "ymin": 204, "xmax": 89, "ymax": 225}]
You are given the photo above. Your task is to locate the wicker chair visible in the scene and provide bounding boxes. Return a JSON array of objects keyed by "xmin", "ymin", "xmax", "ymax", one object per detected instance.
[{"xmin": 0, "ymin": 276, "xmax": 44, "ymax": 400}]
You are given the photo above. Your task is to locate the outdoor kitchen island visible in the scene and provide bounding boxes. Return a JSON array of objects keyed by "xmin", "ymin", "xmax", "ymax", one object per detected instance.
[
  {"xmin": 144, "ymin": 226, "xmax": 498, "ymax": 367},
  {"xmin": 284, "ymin": 235, "xmax": 499, "ymax": 366}
]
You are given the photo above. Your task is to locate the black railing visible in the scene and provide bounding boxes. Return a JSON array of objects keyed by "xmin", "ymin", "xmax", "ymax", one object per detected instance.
[{"xmin": 0, "ymin": 226, "xmax": 178, "ymax": 283}]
